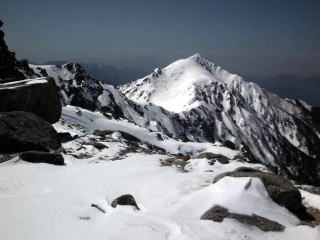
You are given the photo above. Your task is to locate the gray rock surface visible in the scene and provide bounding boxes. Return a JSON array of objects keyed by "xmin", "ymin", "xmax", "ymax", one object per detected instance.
[
  {"xmin": 0, "ymin": 111, "xmax": 61, "ymax": 152},
  {"xmin": 0, "ymin": 78, "xmax": 61, "ymax": 123},
  {"xmin": 111, "ymin": 194, "xmax": 140, "ymax": 210},
  {"xmin": 201, "ymin": 205, "xmax": 285, "ymax": 232}
]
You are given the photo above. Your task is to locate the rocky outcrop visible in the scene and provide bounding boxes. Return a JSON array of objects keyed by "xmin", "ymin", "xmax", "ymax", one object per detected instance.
[
  {"xmin": 0, "ymin": 111, "xmax": 61, "ymax": 153},
  {"xmin": 28, "ymin": 63, "xmax": 104, "ymax": 111},
  {"xmin": 111, "ymin": 194, "xmax": 140, "ymax": 210},
  {"xmin": 201, "ymin": 205, "xmax": 285, "ymax": 232},
  {"xmin": 0, "ymin": 78, "xmax": 61, "ymax": 123},
  {"xmin": 213, "ymin": 167, "xmax": 314, "ymax": 221},
  {"xmin": 0, "ymin": 20, "xmax": 25, "ymax": 81},
  {"xmin": 19, "ymin": 151, "xmax": 65, "ymax": 165}
]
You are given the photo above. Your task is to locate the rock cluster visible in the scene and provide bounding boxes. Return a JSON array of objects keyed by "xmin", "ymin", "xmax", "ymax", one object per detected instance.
[{"xmin": 0, "ymin": 21, "xmax": 63, "ymax": 155}]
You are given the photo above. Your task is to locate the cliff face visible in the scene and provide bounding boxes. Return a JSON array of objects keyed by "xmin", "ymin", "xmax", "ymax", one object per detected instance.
[{"xmin": 0, "ymin": 20, "xmax": 25, "ymax": 82}]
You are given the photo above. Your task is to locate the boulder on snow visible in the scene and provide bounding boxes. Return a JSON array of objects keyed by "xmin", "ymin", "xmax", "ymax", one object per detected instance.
[
  {"xmin": 213, "ymin": 167, "xmax": 313, "ymax": 221},
  {"xmin": 194, "ymin": 152, "xmax": 230, "ymax": 164},
  {"xmin": 93, "ymin": 130, "xmax": 114, "ymax": 137},
  {"xmin": 222, "ymin": 140, "xmax": 236, "ymax": 150},
  {"xmin": 111, "ymin": 194, "xmax": 140, "ymax": 210},
  {"xmin": 201, "ymin": 205, "xmax": 285, "ymax": 232},
  {"xmin": 57, "ymin": 132, "xmax": 74, "ymax": 142},
  {"xmin": 0, "ymin": 111, "xmax": 61, "ymax": 153},
  {"xmin": 19, "ymin": 151, "xmax": 64, "ymax": 165},
  {"xmin": 0, "ymin": 78, "xmax": 61, "ymax": 123}
]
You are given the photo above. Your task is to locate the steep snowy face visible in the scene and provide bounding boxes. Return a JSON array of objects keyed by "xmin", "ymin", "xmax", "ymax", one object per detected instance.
[{"xmin": 120, "ymin": 54, "xmax": 320, "ymax": 185}]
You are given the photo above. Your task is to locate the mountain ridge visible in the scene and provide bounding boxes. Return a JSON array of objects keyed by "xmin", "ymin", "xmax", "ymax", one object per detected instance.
[
  {"xmin": 22, "ymin": 54, "xmax": 320, "ymax": 185},
  {"xmin": 120, "ymin": 54, "xmax": 320, "ymax": 185}
]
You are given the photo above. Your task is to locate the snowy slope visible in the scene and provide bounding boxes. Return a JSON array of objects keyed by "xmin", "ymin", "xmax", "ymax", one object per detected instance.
[
  {"xmin": 120, "ymin": 54, "xmax": 320, "ymax": 185},
  {"xmin": 0, "ymin": 112, "xmax": 319, "ymax": 240}
]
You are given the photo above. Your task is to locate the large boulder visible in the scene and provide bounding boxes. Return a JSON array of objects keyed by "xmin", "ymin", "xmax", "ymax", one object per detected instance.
[
  {"xmin": 111, "ymin": 194, "xmax": 140, "ymax": 210},
  {"xmin": 0, "ymin": 78, "xmax": 61, "ymax": 123},
  {"xmin": 213, "ymin": 167, "xmax": 313, "ymax": 221},
  {"xmin": 0, "ymin": 111, "xmax": 61, "ymax": 153},
  {"xmin": 19, "ymin": 151, "xmax": 64, "ymax": 165},
  {"xmin": 201, "ymin": 205, "xmax": 284, "ymax": 232}
]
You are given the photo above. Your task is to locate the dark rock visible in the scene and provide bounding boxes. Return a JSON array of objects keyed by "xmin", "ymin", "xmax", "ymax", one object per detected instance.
[
  {"xmin": 120, "ymin": 131, "xmax": 141, "ymax": 142},
  {"xmin": 216, "ymin": 158, "xmax": 230, "ymax": 164},
  {"xmin": 0, "ymin": 111, "xmax": 61, "ymax": 153},
  {"xmin": 92, "ymin": 142, "xmax": 107, "ymax": 150},
  {"xmin": 201, "ymin": 205, "xmax": 285, "ymax": 232},
  {"xmin": 93, "ymin": 129, "xmax": 114, "ymax": 137},
  {"xmin": 19, "ymin": 151, "xmax": 64, "ymax": 165},
  {"xmin": 194, "ymin": 152, "xmax": 230, "ymax": 164},
  {"xmin": 0, "ymin": 78, "xmax": 61, "ymax": 123},
  {"xmin": 58, "ymin": 132, "xmax": 74, "ymax": 142},
  {"xmin": 155, "ymin": 133, "xmax": 164, "ymax": 141},
  {"xmin": 176, "ymin": 133, "xmax": 189, "ymax": 142},
  {"xmin": 111, "ymin": 194, "xmax": 140, "ymax": 210},
  {"xmin": 222, "ymin": 140, "xmax": 236, "ymax": 150},
  {"xmin": 213, "ymin": 167, "xmax": 314, "ymax": 221},
  {"xmin": 144, "ymin": 142, "xmax": 166, "ymax": 153}
]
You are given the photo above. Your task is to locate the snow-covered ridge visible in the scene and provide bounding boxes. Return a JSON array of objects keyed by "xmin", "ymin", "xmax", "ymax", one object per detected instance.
[
  {"xmin": 120, "ymin": 54, "xmax": 320, "ymax": 185},
  {"xmin": 24, "ymin": 56, "xmax": 320, "ymax": 185}
]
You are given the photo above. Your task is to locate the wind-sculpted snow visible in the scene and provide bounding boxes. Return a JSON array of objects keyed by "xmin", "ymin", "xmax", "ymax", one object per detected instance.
[{"xmin": 120, "ymin": 54, "xmax": 320, "ymax": 185}]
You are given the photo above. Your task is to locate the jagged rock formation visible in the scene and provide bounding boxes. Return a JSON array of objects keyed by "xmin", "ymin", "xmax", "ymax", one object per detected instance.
[
  {"xmin": 0, "ymin": 111, "xmax": 61, "ymax": 153},
  {"xmin": 25, "ymin": 63, "xmax": 104, "ymax": 111},
  {"xmin": 0, "ymin": 20, "xmax": 25, "ymax": 82},
  {"xmin": 0, "ymin": 78, "xmax": 61, "ymax": 123}
]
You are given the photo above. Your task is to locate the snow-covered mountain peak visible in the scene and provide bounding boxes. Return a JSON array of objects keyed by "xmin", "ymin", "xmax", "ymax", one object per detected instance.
[
  {"xmin": 120, "ymin": 54, "xmax": 236, "ymax": 112},
  {"xmin": 120, "ymin": 56, "xmax": 320, "ymax": 185}
]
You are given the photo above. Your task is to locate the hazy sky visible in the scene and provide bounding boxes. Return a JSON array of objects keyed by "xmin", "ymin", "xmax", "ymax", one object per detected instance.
[{"xmin": 1, "ymin": 0, "xmax": 320, "ymax": 77}]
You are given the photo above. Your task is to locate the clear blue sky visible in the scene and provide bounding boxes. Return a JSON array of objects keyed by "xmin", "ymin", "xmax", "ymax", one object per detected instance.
[{"xmin": 1, "ymin": 0, "xmax": 320, "ymax": 77}]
